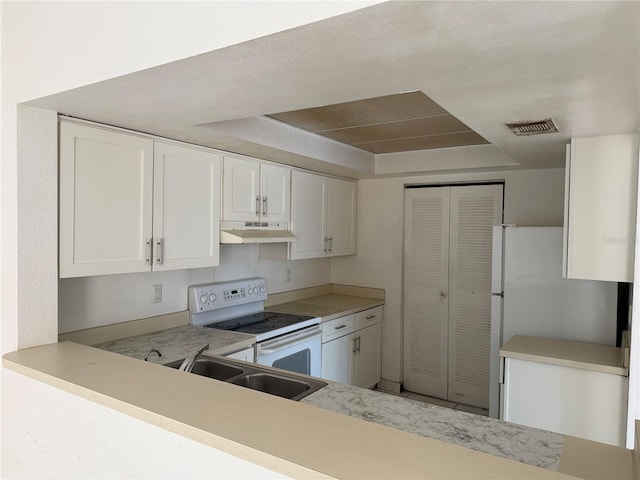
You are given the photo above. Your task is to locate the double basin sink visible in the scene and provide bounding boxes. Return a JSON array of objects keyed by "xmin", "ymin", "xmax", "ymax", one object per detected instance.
[{"xmin": 166, "ymin": 356, "xmax": 326, "ymax": 401}]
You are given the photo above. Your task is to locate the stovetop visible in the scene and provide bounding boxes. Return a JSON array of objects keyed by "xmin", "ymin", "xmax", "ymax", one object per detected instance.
[
  {"xmin": 189, "ymin": 278, "xmax": 320, "ymax": 342},
  {"xmin": 204, "ymin": 311, "xmax": 318, "ymax": 341}
]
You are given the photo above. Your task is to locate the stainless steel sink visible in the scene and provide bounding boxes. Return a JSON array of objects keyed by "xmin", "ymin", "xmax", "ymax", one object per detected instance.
[
  {"xmin": 166, "ymin": 356, "xmax": 326, "ymax": 401},
  {"xmin": 165, "ymin": 358, "xmax": 245, "ymax": 381},
  {"xmin": 230, "ymin": 373, "xmax": 313, "ymax": 400}
]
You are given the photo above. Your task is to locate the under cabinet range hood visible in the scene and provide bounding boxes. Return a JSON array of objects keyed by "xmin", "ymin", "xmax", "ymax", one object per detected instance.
[{"xmin": 220, "ymin": 221, "xmax": 296, "ymax": 244}]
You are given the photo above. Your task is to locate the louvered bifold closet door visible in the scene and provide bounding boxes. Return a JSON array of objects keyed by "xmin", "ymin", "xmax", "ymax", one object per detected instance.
[
  {"xmin": 447, "ymin": 185, "xmax": 503, "ymax": 408},
  {"xmin": 403, "ymin": 187, "xmax": 450, "ymax": 398}
]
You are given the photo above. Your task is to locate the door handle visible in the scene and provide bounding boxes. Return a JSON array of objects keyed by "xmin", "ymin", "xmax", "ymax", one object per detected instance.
[
  {"xmin": 156, "ymin": 238, "xmax": 164, "ymax": 265},
  {"xmin": 145, "ymin": 239, "xmax": 152, "ymax": 265}
]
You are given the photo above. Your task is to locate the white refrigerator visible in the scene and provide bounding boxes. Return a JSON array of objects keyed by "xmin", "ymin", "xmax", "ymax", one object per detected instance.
[{"xmin": 489, "ymin": 226, "xmax": 618, "ymax": 418}]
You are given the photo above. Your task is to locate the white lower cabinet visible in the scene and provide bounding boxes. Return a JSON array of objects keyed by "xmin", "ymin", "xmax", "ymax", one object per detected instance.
[
  {"xmin": 353, "ymin": 322, "xmax": 382, "ymax": 389},
  {"xmin": 224, "ymin": 347, "xmax": 255, "ymax": 363},
  {"xmin": 321, "ymin": 306, "xmax": 382, "ymax": 389},
  {"xmin": 501, "ymin": 357, "xmax": 628, "ymax": 447}
]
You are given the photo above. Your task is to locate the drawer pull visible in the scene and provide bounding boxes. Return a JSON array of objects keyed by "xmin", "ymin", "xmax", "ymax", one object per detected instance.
[
  {"xmin": 334, "ymin": 324, "xmax": 348, "ymax": 330},
  {"xmin": 365, "ymin": 315, "xmax": 376, "ymax": 320}
]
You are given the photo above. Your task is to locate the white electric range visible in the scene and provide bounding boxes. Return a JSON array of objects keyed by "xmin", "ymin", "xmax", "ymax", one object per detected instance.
[{"xmin": 188, "ymin": 278, "xmax": 321, "ymax": 376}]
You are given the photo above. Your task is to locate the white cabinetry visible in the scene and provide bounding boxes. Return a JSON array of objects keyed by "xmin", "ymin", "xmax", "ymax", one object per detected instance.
[
  {"xmin": 289, "ymin": 170, "xmax": 356, "ymax": 259},
  {"xmin": 222, "ymin": 155, "xmax": 290, "ymax": 223},
  {"xmin": 501, "ymin": 357, "xmax": 628, "ymax": 447},
  {"xmin": 563, "ymin": 133, "xmax": 639, "ymax": 282},
  {"xmin": 223, "ymin": 347, "xmax": 255, "ymax": 363},
  {"xmin": 59, "ymin": 121, "xmax": 221, "ymax": 278},
  {"xmin": 152, "ymin": 142, "xmax": 221, "ymax": 271},
  {"xmin": 321, "ymin": 306, "xmax": 382, "ymax": 388}
]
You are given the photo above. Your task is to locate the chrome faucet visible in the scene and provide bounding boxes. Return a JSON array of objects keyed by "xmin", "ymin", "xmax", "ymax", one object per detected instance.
[
  {"xmin": 178, "ymin": 344, "xmax": 210, "ymax": 372},
  {"xmin": 144, "ymin": 349, "xmax": 162, "ymax": 361}
]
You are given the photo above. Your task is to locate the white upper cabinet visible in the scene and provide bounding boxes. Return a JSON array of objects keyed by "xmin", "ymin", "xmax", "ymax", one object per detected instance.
[
  {"xmin": 59, "ymin": 121, "xmax": 222, "ymax": 278},
  {"xmin": 290, "ymin": 170, "xmax": 328, "ymax": 259},
  {"xmin": 288, "ymin": 170, "xmax": 356, "ymax": 259},
  {"xmin": 327, "ymin": 177, "xmax": 357, "ymax": 256},
  {"xmin": 152, "ymin": 142, "xmax": 221, "ymax": 271},
  {"xmin": 59, "ymin": 122, "xmax": 154, "ymax": 277},
  {"xmin": 564, "ymin": 133, "xmax": 639, "ymax": 282},
  {"xmin": 222, "ymin": 155, "xmax": 290, "ymax": 223}
]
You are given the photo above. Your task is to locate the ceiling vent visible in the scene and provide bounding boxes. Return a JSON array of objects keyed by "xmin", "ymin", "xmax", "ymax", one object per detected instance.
[{"xmin": 506, "ymin": 118, "xmax": 558, "ymax": 136}]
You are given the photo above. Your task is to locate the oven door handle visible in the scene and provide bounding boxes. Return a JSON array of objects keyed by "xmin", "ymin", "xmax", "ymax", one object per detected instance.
[{"xmin": 258, "ymin": 329, "xmax": 321, "ymax": 355}]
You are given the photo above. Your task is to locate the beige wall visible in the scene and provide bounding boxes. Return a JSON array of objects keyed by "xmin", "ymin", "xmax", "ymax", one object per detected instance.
[{"xmin": 331, "ymin": 168, "xmax": 566, "ymax": 383}]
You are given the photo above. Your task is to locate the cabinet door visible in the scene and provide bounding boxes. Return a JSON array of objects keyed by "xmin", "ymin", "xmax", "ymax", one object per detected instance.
[
  {"xmin": 327, "ymin": 178, "xmax": 356, "ymax": 256},
  {"xmin": 260, "ymin": 163, "xmax": 290, "ymax": 222},
  {"xmin": 222, "ymin": 155, "xmax": 260, "ymax": 222},
  {"xmin": 564, "ymin": 134, "xmax": 639, "ymax": 282},
  {"xmin": 290, "ymin": 170, "xmax": 328, "ymax": 259},
  {"xmin": 59, "ymin": 122, "xmax": 153, "ymax": 278},
  {"xmin": 224, "ymin": 347, "xmax": 255, "ymax": 363},
  {"xmin": 321, "ymin": 333, "xmax": 355, "ymax": 384},
  {"xmin": 354, "ymin": 323, "xmax": 382, "ymax": 389},
  {"xmin": 153, "ymin": 142, "xmax": 221, "ymax": 271}
]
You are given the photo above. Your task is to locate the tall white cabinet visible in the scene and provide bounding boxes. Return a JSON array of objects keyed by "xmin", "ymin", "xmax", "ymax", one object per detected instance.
[
  {"xmin": 59, "ymin": 121, "xmax": 221, "ymax": 278},
  {"xmin": 563, "ymin": 133, "xmax": 639, "ymax": 282},
  {"xmin": 222, "ymin": 155, "xmax": 290, "ymax": 223}
]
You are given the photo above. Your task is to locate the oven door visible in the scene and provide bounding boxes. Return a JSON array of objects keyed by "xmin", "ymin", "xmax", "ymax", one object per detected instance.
[{"xmin": 256, "ymin": 325, "xmax": 322, "ymax": 377}]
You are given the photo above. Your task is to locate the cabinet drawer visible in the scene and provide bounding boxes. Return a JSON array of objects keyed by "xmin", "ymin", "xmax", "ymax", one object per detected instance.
[
  {"xmin": 356, "ymin": 306, "xmax": 383, "ymax": 330},
  {"xmin": 322, "ymin": 315, "xmax": 355, "ymax": 343}
]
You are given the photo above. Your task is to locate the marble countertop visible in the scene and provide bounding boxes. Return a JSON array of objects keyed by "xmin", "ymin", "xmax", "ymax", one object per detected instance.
[
  {"xmin": 269, "ymin": 293, "xmax": 384, "ymax": 322},
  {"xmin": 95, "ymin": 325, "xmax": 255, "ymax": 365},
  {"xmin": 302, "ymin": 382, "xmax": 563, "ymax": 471},
  {"xmin": 501, "ymin": 335, "xmax": 628, "ymax": 376}
]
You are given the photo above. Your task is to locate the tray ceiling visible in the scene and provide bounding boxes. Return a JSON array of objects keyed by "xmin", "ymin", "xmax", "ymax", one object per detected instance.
[{"xmin": 267, "ymin": 91, "xmax": 488, "ymax": 154}]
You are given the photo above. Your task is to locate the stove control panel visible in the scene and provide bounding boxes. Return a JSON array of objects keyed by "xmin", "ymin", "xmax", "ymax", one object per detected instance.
[{"xmin": 189, "ymin": 277, "xmax": 268, "ymax": 313}]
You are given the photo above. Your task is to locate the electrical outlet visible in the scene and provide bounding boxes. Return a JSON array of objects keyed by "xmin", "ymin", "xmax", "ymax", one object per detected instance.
[
  {"xmin": 152, "ymin": 284, "xmax": 162, "ymax": 303},
  {"xmin": 285, "ymin": 268, "xmax": 292, "ymax": 283}
]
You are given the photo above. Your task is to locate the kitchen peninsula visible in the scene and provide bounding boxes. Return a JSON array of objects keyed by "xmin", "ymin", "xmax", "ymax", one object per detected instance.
[
  {"xmin": 3, "ymin": 341, "xmax": 636, "ymax": 479},
  {"xmin": 5, "ymin": 287, "xmax": 636, "ymax": 478}
]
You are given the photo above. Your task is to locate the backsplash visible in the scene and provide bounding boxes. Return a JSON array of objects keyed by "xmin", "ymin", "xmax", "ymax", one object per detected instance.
[{"xmin": 58, "ymin": 244, "xmax": 331, "ymax": 333}]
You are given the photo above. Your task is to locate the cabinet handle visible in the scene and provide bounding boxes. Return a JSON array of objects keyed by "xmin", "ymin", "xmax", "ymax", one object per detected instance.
[
  {"xmin": 329, "ymin": 236, "xmax": 333, "ymax": 252},
  {"xmin": 366, "ymin": 315, "xmax": 376, "ymax": 320},
  {"xmin": 145, "ymin": 239, "xmax": 152, "ymax": 265},
  {"xmin": 255, "ymin": 196, "xmax": 260, "ymax": 217},
  {"xmin": 324, "ymin": 237, "xmax": 329, "ymax": 253},
  {"xmin": 156, "ymin": 238, "xmax": 163, "ymax": 265},
  {"xmin": 356, "ymin": 336, "xmax": 361, "ymax": 354},
  {"xmin": 352, "ymin": 338, "xmax": 358, "ymax": 354},
  {"xmin": 262, "ymin": 196, "xmax": 267, "ymax": 216},
  {"xmin": 334, "ymin": 324, "xmax": 347, "ymax": 330}
]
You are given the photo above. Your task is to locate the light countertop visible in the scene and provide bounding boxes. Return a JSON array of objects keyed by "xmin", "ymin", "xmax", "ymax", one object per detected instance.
[
  {"xmin": 269, "ymin": 294, "xmax": 384, "ymax": 322},
  {"xmin": 500, "ymin": 335, "xmax": 628, "ymax": 376},
  {"xmin": 95, "ymin": 325, "xmax": 255, "ymax": 365},
  {"xmin": 303, "ymin": 382, "xmax": 564, "ymax": 470},
  {"xmin": 4, "ymin": 342, "xmax": 584, "ymax": 480}
]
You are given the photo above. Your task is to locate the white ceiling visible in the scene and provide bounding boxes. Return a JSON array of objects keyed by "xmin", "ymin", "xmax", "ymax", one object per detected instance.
[{"xmin": 29, "ymin": 1, "xmax": 639, "ymax": 179}]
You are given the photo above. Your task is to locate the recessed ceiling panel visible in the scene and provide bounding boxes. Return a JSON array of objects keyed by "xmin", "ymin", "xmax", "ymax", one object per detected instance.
[
  {"xmin": 319, "ymin": 115, "xmax": 473, "ymax": 144},
  {"xmin": 267, "ymin": 91, "xmax": 488, "ymax": 153},
  {"xmin": 356, "ymin": 131, "xmax": 489, "ymax": 154}
]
